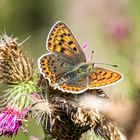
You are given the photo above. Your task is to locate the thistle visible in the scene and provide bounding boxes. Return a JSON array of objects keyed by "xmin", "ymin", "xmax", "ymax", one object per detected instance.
[
  {"xmin": 32, "ymin": 87, "xmax": 125, "ymax": 140},
  {"xmin": 0, "ymin": 33, "xmax": 38, "ymax": 137},
  {"xmin": 81, "ymin": 42, "xmax": 92, "ymax": 62},
  {"xmin": 31, "ymin": 76, "xmax": 126, "ymax": 140},
  {"xmin": 0, "ymin": 105, "xmax": 28, "ymax": 137}
]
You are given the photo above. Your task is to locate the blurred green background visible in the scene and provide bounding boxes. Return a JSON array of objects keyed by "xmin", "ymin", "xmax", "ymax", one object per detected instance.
[{"xmin": 0, "ymin": 0, "xmax": 140, "ymax": 139}]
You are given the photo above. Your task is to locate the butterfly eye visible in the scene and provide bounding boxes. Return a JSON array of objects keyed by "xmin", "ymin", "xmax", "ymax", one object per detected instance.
[
  {"xmin": 88, "ymin": 65, "xmax": 92, "ymax": 72},
  {"xmin": 77, "ymin": 68, "xmax": 82, "ymax": 73}
]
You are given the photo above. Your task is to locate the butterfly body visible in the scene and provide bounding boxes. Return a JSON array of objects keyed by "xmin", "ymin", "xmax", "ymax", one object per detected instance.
[
  {"xmin": 56, "ymin": 62, "xmax": 92, "ymax": 83},
  {"xmin": 38, "ymin": 21, "xmax": 123, "ymax": 94}
]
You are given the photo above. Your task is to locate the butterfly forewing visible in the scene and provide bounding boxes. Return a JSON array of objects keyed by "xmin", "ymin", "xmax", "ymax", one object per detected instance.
[
  {"xmin": 88, "ymin": 67, "xmax": 123, "ymax": 89},
  {"xmin": 47, "ymin": 22, "xmax": 86, "ymax": 63}
]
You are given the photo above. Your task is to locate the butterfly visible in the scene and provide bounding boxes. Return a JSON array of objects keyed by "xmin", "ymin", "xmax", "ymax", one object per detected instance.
[{"xmin": 38, "ymin": 21, "xmax": 123, "ymax": 94}]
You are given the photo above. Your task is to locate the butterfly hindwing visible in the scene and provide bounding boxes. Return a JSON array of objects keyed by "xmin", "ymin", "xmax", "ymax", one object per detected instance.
[
  {"xmin": 39, "ymin": 53, "xmax": 75, "ymax": 86},
  {"xmin": 47, "ymin": 21, "xmax": 86, "ymax": 63},
  {"xmin": 88, "ymin": 67, "xmax": 122, "ymax": 89},
  {"xmin": 58, "ymin": 75, "xmax": 88, "ymax": 94}
]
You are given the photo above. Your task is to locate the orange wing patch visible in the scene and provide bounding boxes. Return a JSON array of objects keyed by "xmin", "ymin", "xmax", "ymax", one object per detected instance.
[
  {"xmin": 60, "ymin": 84, "xmax": 86, "ymax": 92},
  {"xmin": 40, "ymin": 57, "xmax": 56, "ymax": 84},
  {"xmin": 88, "ymin": 67, "xmax": 122, "ymax": 88}
]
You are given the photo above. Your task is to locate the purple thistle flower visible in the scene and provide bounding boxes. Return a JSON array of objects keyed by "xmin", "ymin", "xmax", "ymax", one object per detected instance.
[
  {"xmin": 0, "ymin": 106, "xmax": 28, "ymax": 137},
  {"xmin": 82, "ymin": 42, "xmax": 88, "ymax": 52},
  {"xmin": 82, "ymin": 42, "xmax": 91, "ymax": 62},
  {"xmin": 105, "ymin": 16, "xmax": 131, "ymax": 41}
]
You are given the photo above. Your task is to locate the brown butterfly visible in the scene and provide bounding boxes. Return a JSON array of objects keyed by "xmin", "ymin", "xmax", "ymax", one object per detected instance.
[{"xmin": 38, "ymin": 21, "xmax": 123, "ymax": 94}]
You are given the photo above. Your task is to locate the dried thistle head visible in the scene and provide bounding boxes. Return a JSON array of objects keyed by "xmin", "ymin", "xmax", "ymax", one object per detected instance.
[
  {"xmin": 0, "ymin": 33, "xmax": 33, "ymax": 84},
  {"xmin": 31, "ymin": 81, "xmax": 126, "ymax": 140}
]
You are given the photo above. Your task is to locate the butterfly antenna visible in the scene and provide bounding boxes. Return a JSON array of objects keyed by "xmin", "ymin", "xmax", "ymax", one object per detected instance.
[
  {"xmin": 18, "ymin": 35, "xmax": 31, "ymax": 47},
  {"xmin": 94, "ymin": 62, "xmax": 118, "ymax": 67},
  {"xmin": 90, "ymin": 50, "xmax": 94, "ymax": 62}
]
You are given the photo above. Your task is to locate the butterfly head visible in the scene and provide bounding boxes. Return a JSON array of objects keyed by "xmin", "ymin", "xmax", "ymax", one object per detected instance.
[{"xmin": 76, "ymin": 63, "xmax": 93, "ymax": 75}]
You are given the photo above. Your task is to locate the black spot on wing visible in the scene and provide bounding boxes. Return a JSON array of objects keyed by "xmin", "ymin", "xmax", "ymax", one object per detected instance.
[
  {"xmin": 73, "ymin": 47, "xmax": 77, "ymax": 51},
  {"xmin": 60, "ymin": 39, "xmax": 65, "ymax": 42},
  {"xmin": 59, "ymin": 42, "xmax": 62, "ymax": 46},
  {"xmin": 102, "ymin": 72, "xmax": 107, "ymax": 76},
  {"xmin": 60, "ymin": 48, "xmax": 66, "ymax": 53},
  {"xmin": 68, "ymin": 41, "xmax": 73, "ymax": 45}
]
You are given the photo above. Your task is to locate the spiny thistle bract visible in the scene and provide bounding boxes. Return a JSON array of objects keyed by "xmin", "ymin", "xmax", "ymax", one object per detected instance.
[{"xmin": 0, "ymin": 34, "xmax": 126, "ymax": 140}]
